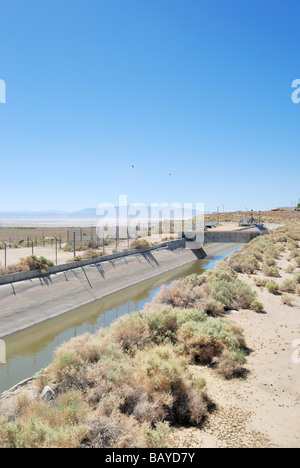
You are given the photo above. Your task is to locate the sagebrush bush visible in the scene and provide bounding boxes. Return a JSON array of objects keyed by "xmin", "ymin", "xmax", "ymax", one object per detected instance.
[
  {"xmin": 280, "ymin": 279, "xmax": 297, "ymax": 293},
  {"xmin": 130, "ymin": 239, "xmax": 151, "ymax": 250},
  {"xmin": 294, "ymin": 272, "xmax": 300, "ymax": 284},
  {"xmin": 266, "ymin": 280, "xmax": 280, "ymax": 294},
  {"xmin": 281, "ymin": 294, "xmax": 295, "ymax": 306},
  {"xmin": 262, "ymin": 265, "xmax": 280, "ymax": 278},
  {"xmin": 112, "ymin": 313, "xmax": 151, "ymax": 354},
  {"xmin": 179, "ymin": 273, "xmax": 205, "ymax": 287},
  {"xmin": 177, "ymin": 318, "xmax": 246, "ymax": 365},
  {"xmin": 18, "ymin": 256, "xmax": 54, "ymax": 275},
  {"xmin": 215, "ymin": 349, "xmax": 247, "ymax": 380},
  {"xmin": 228, "ymin": 252, "xmax": 259, "ymax": 274},
  {"xmin": 151, "ymin": 282, "xmax": 203, "ymax": 310},
  {"xmin": 250, "ymin": 300, "xmax": 265, "ymax": 313}
]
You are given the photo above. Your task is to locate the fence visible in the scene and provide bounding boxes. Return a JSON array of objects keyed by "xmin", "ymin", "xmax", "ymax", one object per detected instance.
[{"xmin": 0, "ymin": 225, "xmax": 184, "ymax": 269}]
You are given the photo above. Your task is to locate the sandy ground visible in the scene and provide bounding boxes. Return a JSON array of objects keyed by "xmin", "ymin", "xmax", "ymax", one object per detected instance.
[
  {"xmin": 168, "ymin": 249, "xmax": 300, "ymax": 448},
  {"xmin": 0, "ymin": 238, "xmax": 152, "ymax": 267}
]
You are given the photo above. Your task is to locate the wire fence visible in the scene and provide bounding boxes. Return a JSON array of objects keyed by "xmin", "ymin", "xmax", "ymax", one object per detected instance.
[{"xmin": 0, "ymin": 224, "xmax": 183, "ymax": 269}]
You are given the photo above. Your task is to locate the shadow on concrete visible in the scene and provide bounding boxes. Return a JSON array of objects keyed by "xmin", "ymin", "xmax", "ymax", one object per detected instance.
[
  {"xmin": 191, "ymin": 248, "xmax": 207, "ymax": 259},
  {"xmin": 95, "ymin": 263, "xmax": 105, "ymax": 279},
  {"xmin": 142, "ymin": 251, "xmax": 160, "ymax": 268}
]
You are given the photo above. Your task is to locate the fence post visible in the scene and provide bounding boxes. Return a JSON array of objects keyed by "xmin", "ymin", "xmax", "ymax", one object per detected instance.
[
  {"xmin": 73, "ymin": 232, "xmax": 76, "ymax": 258},
  {"xmin": 4, "ymin": 242, "xmax": 7, "ymax": 268}
]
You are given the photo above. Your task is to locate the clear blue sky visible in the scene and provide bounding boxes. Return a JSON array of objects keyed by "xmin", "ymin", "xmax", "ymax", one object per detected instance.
[{"xmin": 0, "ymin": 0, "xmax": 300, "ymax": 213}]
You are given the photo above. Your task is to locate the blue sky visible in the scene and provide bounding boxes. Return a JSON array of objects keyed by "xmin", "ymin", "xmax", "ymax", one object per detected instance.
[{"xmin": 0, "ymin": 0, "xmax": 300, "ymax": 213}]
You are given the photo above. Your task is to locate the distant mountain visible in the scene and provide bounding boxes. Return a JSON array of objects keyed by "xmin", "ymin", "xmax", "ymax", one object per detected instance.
[
  {"xmin": 0, "ymin": 208, "xmax": 98, "ymax": 219},
  {"xmin": 0, "ymin": 207, "xmax": 211, "ymax": 220}
]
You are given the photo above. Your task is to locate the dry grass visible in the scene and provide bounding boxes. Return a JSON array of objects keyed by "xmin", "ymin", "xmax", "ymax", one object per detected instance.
[{"xmin": 0, "ymin": 255, "xmax": 54, "ymax": 276}]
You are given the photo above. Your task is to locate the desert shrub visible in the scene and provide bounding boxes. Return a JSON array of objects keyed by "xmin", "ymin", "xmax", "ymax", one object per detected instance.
[
  {"xmin": 179, "ymin": 273, "xmax": 205, "ymax": 287},
  {"xmin": 177, "ymin": 319, "xmax": 246, "ymax": 365},
  {"xmin": 203, "ymin": 298, "xmax": 225, "ymax": 316},
  {"xmin": 17, "ymin": 256, "xmax": 54, "ymax": 274},
  {"xmin": 81, "ymin": 414, "xmax": 139, "ymax": 449},
  {"xmin": 281, "ymin": 294, "xmax": 295, "ymax": 306},
  {"xmin": 130, "ymin": 239, "xmax": 150, "ymax": 250},
  {"xmin": 280, "ymin": 279, "xmax": 297, "ymax": 293},
  {"xmin": 112, "ymin": 313, "xmax": 151, "ymax": 354},
  {"xmin": 290, "ymin": 249, "xmax": 300, "ymax": 259},
  {"xmin": 250, "ymin": 300, "xmax": 265, "ymax": 313},
  {"xmin": 175, "ymin": 308, "xmax": 208, "ymax": 326},
  {"xmin": 63, "ymin": 243, "xmax": 74, "ymax": 252},
  {"xmin": 254, "ymin": 277, "xmax": 268, "ymax": 288},
  {"xmin": 0, "ymin": 390, "xmax": 89, "ymax": 448},
  {"xmin": 265, "ymin": 256, "xmax": 277, "ymax": 267},
  {"xmin": 205, "ymin": 277, "xmax": 256, "ymax": 311},
  {"xmin": 264, "ymin": 247, "xmax": 280, "ymax": 260},
  {"xmin": 0, "ymin": 266, "xmax": 10, "ymax": 275},
  {"xmin": 228, "ymin": 252, "xmax": 259, "ymax": 274},
  {"xmin": 294, "ymin": 272, "xmax": 300, "ymax": 284},
  {"xmin": 143, "ymin": 308, "xmax": 179, "ymax": 345},
  {"xmin": 133, "ymin": 345, "xmax": 188, "ymax": 394},
  {"xmin": 152, "ymin": 281, "xmax": 202, "ymax": 310},
  {"xmin": 286, "ymin": 264, "xmax": 296, "ymax": 274},
  {"xmin": 266, "ymin": 280, "xmax": 279, "ymax": 294},
  {"xmin": 216, "ymin": 349, "xmax": 247, "ymax": 380},
  {"xmin": 262, "ymin": 265, "xmax": 280, "ymax": 278},
  {"xmin": 48, "ymin": 332, "xmax": 133, "ymax": 393},
  {"xmin": 82, "ymin": 250, "xmax": 103, "ymax": 259},
  {"xmin": 140, "ymin": 422, "xmax": 170, "ymax": 448},
  {"xmin": 215, "ymin": 260, "xmax": 236, "ymax": 272},
  {"xmin": 69, "ymin": 255, "xmax": 83, "ymax": 262},
  {"xmin": 132, "ymin": 345, "xmax": 210, "ymax": 426}
]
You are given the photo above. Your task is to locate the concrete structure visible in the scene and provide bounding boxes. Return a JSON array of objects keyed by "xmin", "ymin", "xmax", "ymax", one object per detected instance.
[
  {"xmin": 203, "ymin": 227, "xmax": 264, "ymax": 244},
  {"xmin": 0, "ymin": 240, "xmax": 237, "ymax": 338},
  {"xmin": 183, "ymin": 226, "xmax": 264, "ymax": 249}
]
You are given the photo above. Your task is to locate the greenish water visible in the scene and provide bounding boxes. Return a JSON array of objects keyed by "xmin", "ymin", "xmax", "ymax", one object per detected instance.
[{"xmin": 0, "ymin": 245, "xmax": 241, "ymax": 394}]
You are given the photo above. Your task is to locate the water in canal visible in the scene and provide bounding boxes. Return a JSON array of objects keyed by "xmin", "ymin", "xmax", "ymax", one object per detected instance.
[{"xmin": 0, "ymin": 245, "xmax": 241, "ymax": 393}]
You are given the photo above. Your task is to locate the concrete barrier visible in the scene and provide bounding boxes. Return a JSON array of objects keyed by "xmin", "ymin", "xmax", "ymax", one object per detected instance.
[
  {"xmin": 0, "ymin": 239, "xmax": 185, "ymax": 286},
  {"xmin": 0, "ymin": 240, "xmax": 237, "ymax": 338},
  {"xmin": 204, "ymin": 228, "xmax": 264, "ymax": 244}
]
